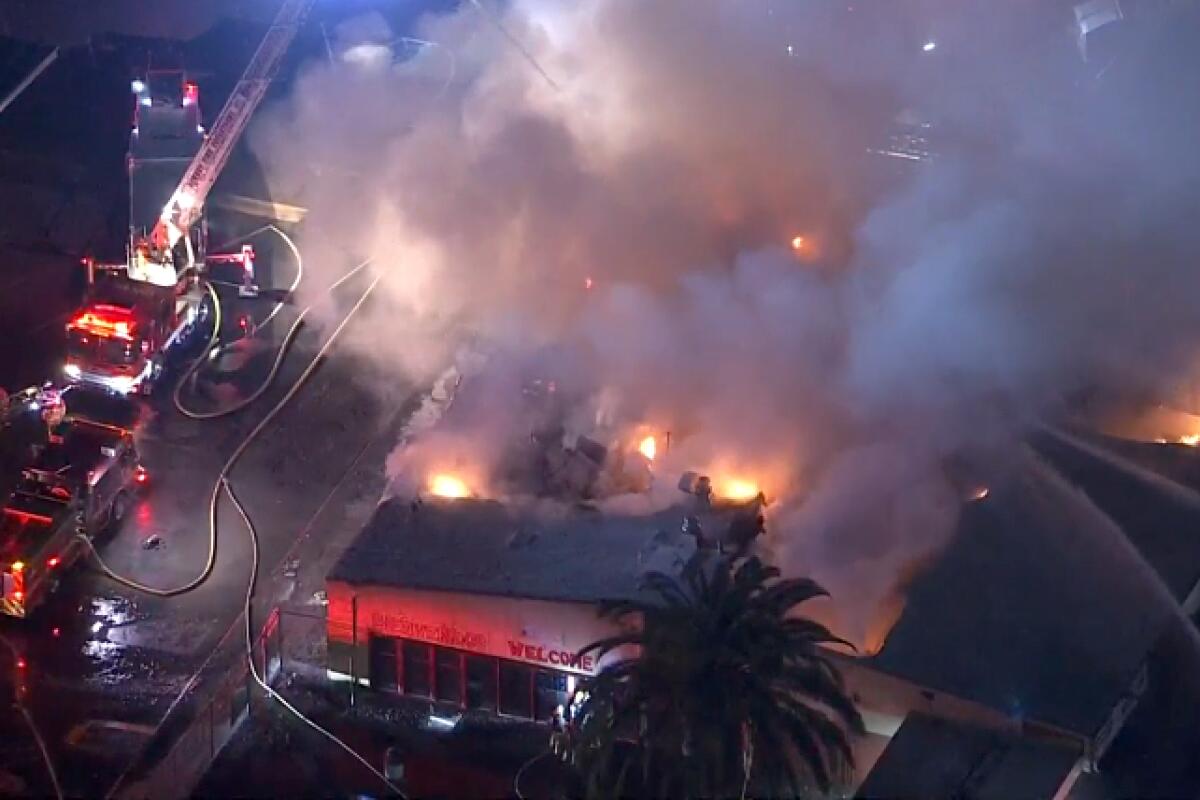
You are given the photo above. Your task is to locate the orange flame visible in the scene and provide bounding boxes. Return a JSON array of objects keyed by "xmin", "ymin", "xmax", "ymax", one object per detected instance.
[
  {"xmin": 863, "ymin": 598, "xmax": 904, "ymax": 657},
  {"xmin": 428, "ymin": 473, "xmax": 471, "ymax": 499},
  {"xmin": 718, "ymin": 478, "xmax": 760, "ymax": 501},
  {"xmin": 790, "ymin": 235, "xmax": 806, "ymax": 251},
  {"xmin": 638, "ymin": 435, "xmax": 657, "ymax": 461},
  {"xmin": 1180, "ymin": 434, "xmax": 1200, "ymax": 446}
]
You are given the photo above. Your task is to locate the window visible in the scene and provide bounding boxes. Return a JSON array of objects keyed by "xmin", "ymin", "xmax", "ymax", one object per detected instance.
[
  {"xmin": 435, "ymin": 648, "xmax": 463, "ymax": 705},
  {"xmin": 535, "ymin": 669, "xmax": 569, "ymax": 721},
  {"xmin": 369, "ymin": 636, "xmax": 399, "ymax": 691},
  {"xmin": 466, "ymin": 656, "xmax": 497, "ymax": 711},
  {"xmin": 402, "ymin": 641, "xmax": 432, "ymax": 697},
  {"xmin": 499, "ymin": 661, "xmax": 533, "ymax": 718}
]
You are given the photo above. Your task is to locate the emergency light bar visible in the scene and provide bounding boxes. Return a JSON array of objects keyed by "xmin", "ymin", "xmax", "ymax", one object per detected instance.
[{"xmin": 68, "ymin": 307, "xmax": 138, "ymax": 341}]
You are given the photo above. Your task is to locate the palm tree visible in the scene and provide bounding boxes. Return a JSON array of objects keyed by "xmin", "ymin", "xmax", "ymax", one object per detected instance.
[{"xmin": 567, "ymin": 553, "xmax": 864, "ymax": 799}]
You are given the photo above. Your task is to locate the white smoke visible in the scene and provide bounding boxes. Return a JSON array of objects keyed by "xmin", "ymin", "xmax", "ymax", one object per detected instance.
[{"xmin": 249, "ymin": 0, "xmax": 1200, "ymax": 645}]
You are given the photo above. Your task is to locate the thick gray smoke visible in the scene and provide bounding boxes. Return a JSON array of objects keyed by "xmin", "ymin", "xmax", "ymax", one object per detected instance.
[{"xmin": 250, "ymin": 0, "xmax": 1200, "ymax": 645}]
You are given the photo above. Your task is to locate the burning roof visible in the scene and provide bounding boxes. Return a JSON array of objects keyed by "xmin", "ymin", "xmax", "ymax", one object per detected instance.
[{"xmin": 330, "ymin": 495, "xmax": 765, "ymax": 606}]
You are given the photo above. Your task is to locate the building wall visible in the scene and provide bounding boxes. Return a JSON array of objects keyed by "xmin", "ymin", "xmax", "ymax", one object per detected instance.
[{"xmin": 326, "ymin": 581, "xmax": 634, "ymax": 682}]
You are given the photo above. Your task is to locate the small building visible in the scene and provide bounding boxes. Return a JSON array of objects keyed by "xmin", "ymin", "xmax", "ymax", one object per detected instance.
[
  {"xmin": 325, "ymin": 440, "xmax": 1200, "ymax": 794},
  {"xmin": 326, "ymin": 497, "xmax": 750, "ymax": 722}
]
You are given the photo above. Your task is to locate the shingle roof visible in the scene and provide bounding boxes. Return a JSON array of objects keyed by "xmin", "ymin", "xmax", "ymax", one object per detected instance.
[
  {"xmin": 329, "ymin": 496, "xmax": 749, "ymax": 605},
  {"xmin": 872, "ymin": 446, "xmax": 1174, "ymax": 737}
]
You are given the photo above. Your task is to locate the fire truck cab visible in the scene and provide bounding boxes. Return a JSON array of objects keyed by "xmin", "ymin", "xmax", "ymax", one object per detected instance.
[
  {"xmin": 64, "ymin": 271, "xmax": 207, "ymax": 395},
  {"xmin": 0, "ymin": 419, "xmax": 144, "ymax": 617}
]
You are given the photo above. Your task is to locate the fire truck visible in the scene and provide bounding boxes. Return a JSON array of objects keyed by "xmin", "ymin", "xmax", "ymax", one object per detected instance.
[
  {"xmin": 0, "ymin": 418, "xmax": 145, "ymax": 617},
  {"xmin": 63, "ymin": 0, "xmax": 314, "ymax": 395}
]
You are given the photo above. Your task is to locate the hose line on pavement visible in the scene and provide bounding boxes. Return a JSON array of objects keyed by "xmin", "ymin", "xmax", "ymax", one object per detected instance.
[
  {"xmin": 173, "ymin": 224, "xmax": 309, "ymax": 420},
  {"xmin": 223, "ymin": 477, "xmax": 405, "ymax": 798},
  {"xmin": 514, "ymin": 749, "xmax": 553, "ymax": 800},
  {"xmin": 79, "ymin": 267, "xmax": 380, "ymax": 597},
  {"xmin": 173, "ymin": 258, "xmax": 372, "ymax": 421}
]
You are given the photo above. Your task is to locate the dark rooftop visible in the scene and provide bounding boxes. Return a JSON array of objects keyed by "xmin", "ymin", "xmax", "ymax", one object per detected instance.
[
  {"xmin": 1031, "ymin": 429, "xmax": 1200, "ymax": 604},
  {"xmin": 855, "ymin": 711, "xmax": 1081, "ymax": 800},
  {"xmin": 871, "ymin": 445, "xmax": 1176, "ymax": 738},
  {"xmin": 330, "ymin": 496, "xmax": 754, "ymax": 605}
]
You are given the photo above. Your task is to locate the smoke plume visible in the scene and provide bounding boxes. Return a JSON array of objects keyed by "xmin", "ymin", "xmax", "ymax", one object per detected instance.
[{"xmin": 250, "ymin": 0, "xmax": 1200, "ymax": 645}]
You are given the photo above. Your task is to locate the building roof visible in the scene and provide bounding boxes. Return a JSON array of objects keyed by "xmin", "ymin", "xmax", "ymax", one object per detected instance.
[
  {"xmin": 1031, "ymin": 429, "xmax": 1200, "ymax": 603},
  {"xmin": 333, "ymin": 436, "xmax": 1200, "ymax": 742},
  {"xmin": 855, "ymin": 711, "xmax": 1081, "ymax": 800},
  {"xmin": 329, "ymin": 496, "xmax": 753, "ymax": 605},
  {"xmin": 871, "ymin": 446, "xmax": 1174, "ymax": 738}
]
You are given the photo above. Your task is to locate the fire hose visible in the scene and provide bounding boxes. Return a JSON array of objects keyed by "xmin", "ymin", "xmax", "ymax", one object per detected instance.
[
  {"xmin": 222, "ymin": 477, "xmax": 404, "ymax": 797},
  {"xmin": 81, "ymin": 272, "xmax": 395, "ymax": 797},
  {"xmin": 78, "ymin": 265, "xmax": 378, "ymax": 597},
  {"xmin": 173, "ymin": 224, "xmax": 307, "ymax": 420},
  {"xmin": 78, "ymin": 257, "xmax": 394, "ymax": 792}
]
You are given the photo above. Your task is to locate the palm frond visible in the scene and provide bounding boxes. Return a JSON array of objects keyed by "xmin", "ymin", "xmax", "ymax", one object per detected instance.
[
  {"xmin": 570, "ymin": 553, "xmax": 862, "ymax": 799},
  {"xmin": 578, "ymin": 633, "xmax": 643, "ymax": 659},
  {"xmin": 640, "ymin": 570, "xmax": 694, "ymax": 608}
]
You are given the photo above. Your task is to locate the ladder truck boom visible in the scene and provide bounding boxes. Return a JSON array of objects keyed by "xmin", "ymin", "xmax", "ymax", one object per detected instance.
[
  {"xmin": 153, "ymin": 0, "xmax": 315, "ymax": 251},
  {"xmin": 63, "ymin": 0, "xmax": 315, "ymax": 395}
]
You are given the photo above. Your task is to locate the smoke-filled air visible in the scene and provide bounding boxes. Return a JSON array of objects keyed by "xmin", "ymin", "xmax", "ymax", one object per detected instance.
[{"xmin": 249, "ymin": 0, "xmax": 1200, "ymax": 648}]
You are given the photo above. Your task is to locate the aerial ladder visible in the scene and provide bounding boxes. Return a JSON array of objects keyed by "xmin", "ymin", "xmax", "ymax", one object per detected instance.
[
  {"xmin": 65, "ymin": 0, "xmax": 316, "ymax": 395},
  {"xmin": 137, "ymin": 0, "xmax": 316, "ymax": 289}
]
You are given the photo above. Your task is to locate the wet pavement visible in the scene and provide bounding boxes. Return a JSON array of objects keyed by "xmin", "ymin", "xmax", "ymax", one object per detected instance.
[{"xmin": 0, "ymin": 266, "xmax": 413, "ymax": 797}]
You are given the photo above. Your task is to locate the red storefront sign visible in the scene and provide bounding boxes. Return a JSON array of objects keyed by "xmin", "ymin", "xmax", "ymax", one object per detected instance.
[
  {"xmin": 506, "ymin": 640, "xmax": 595, "ymax": 672},
  {"xmin": 370, "ymin": 611, "xmax": 488, "ymax": 650},
  {"xmin": 368, "ymin": 611, "xmax": 597, "ymax": 672}
]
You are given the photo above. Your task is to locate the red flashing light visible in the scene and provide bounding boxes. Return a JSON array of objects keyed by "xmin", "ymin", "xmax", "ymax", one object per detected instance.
[
  {"xmin": 135, "ymin": 467, "xmax": 149, "ymax": 484},
  {"xmin": 68, "ymin": 307, "xmax": 136, "ymax": 341},
  {"xmin": 16, "ymin": 658, "xmax": 26, "ymax": 669},
  {"xmin": 3, "ymin": 509, "xmax": 53, "ymax": 525},
  {"xmin": 47, "ymin": 556, "xmax": 60, "ymax": 568},
  {"xmin": 183, "ymin": 82, "xmax": 199, "ymax": 106},
  {"xmin": 52, "ymin": 627, "xmax": 60, "ymax": 638}
]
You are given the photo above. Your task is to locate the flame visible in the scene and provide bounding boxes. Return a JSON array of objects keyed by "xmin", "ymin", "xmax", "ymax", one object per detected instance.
[
  {"xmin": 718, "ymin": 478, "xmax": 760, "ymax": 501},
  {"xmin": 428, "ymin": 473, "xmax": 471, "ymax": 499},
  {"xmin": 790, "ymin": 235, "xmax": 805, "ymax": 251},
  {"xmin": 863, "ymin": 598, "xmax": 904, "ymax": 657},
  {"xmin": 638, "ymin": 435, "xmax": 657, "ymax": 461},
  {"xmin": 1179, "ymin": 434, "xmax": 1200, "ymax": 446}
]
